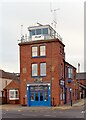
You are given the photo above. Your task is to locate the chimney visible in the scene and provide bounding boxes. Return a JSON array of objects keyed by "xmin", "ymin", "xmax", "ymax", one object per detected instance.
[{"xmin": 78, "ymin": 63, "xmax": 80, "ymax": 73}]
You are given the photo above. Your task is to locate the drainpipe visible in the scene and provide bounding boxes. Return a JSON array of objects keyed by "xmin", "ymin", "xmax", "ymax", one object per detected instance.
[
  {"xmin": 50, "ymin": 41, "xmax": 52, "ymax": 106},
  {"xmin": 64, "ymin": 59, "xmax": 66, "ymax": 104}
]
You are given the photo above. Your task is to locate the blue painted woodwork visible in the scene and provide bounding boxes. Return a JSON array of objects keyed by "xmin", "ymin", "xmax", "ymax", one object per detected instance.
[{"xmin": 27, "ymin": 85, "xmax": 51, "ymax": 106}]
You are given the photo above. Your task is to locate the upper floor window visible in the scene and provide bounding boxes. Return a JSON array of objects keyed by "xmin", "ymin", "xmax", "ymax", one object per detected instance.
[
  {"xmin": 40, "ymin": 45, "xmax": 46, "ymax": 56},
  {"xmin": 65, "ymin": 66, "xmax": 68, "ymax": 78},
  {"xmin": 32, "ymin": 46, "xmax": 38, "ymax": 57},
  {"xmin": 40, "ymin": 63, "xmax": 46, "ymax": 76},
  {"xmin": 68, "ymin": 67, "xmax": 72, "ymax": 78},
  {"xmin": 36, "ymin": 29, "xmax": 41, "ymax": 35},
  {"xmin": 32, "ymin": 63, "xmax": 38, "ymax": 77},
  {"xmin": 43, "ymin": 28, "xmax": 48, "ymax": 34},
  {"xmin": 30, "ymin": 30, "xmax": 35, "ymax": 37}
]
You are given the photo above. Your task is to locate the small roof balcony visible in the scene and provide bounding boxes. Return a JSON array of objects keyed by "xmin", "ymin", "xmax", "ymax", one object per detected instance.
[{"xmin": 19, "ymin": 24, "xmax": 62, "ymax": 43}]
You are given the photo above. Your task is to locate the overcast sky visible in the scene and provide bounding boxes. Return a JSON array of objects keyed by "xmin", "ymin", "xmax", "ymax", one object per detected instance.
[{"xmin": 0, "ymin": 0, "xmax": 85, "ymax": 73}]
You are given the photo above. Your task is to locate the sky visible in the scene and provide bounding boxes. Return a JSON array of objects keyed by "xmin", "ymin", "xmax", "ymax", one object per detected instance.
[{"xmin": 0, "ymin": 0, "xmax": 85, "ymax": 73}]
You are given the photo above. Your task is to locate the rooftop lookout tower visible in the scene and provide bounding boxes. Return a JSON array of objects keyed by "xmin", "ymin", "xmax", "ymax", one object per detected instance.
[{"xmin": 20, "ymin": 24, "xmax": 62, "ymax": 43}]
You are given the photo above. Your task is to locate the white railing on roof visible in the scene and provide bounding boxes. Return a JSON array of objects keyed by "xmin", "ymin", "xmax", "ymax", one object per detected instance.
[{"xmin": 19, "ymin": 34, "xmax": 62, "ymax": 43}]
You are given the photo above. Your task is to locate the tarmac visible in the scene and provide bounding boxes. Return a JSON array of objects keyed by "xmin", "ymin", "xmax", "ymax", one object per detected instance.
[{"xmin": 0, "ymin": 98, "xmax": 85, "ymax": 111}]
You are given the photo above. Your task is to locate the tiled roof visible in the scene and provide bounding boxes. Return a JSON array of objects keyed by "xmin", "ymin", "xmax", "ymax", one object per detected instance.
[
  {"xmin": 0, "ymin": 69, "xmax": 20, "ymax": 80},
  {"xmin": 4, "ymin": 80, "xmax": 20, "ymax": 90},
  {"xmin": 76, "ymin": 72, "xmax": 86, "ymax": 80}
]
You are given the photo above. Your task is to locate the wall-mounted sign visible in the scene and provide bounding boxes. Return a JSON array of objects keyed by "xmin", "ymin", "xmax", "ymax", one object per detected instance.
[
  {"xmin": 34, "ymin": 77, "xmax": 42, "ymax": 83},
  {"xmin": 59, "ymin": 79, "xmax": 65, "ymax": 87}
]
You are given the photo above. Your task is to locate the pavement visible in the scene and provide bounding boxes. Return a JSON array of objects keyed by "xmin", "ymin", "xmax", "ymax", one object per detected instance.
[{"xmin": 0, "ymin": 98, "xmax": 85, "ymax": 111}]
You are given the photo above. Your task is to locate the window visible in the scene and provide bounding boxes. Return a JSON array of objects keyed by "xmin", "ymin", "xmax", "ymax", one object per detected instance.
[
  {"xmin": 65, "ymin": 66, "xmax": 68, "ymax": 77},
  {"xmin": 40, "ymin": 63, "xmax": 46, "ymax": 76},
  {"xmin": 5, "ymin": 80, "xmax": 7, "ymax": 86},
  {"xmin": 30, "ymin": 30, "xmax": 35, "ymax": 36},
  {"xmin": 32, "ymin": 46, "xmax": 38, "ymax": 57},
  {"xmin": 32, "ymin": 64, "xmax": 38, "ymax": 77},
  {"xmin": 9, "ymin": 90, "xmax": 19, "ymax": 100},
  {"xmin": 68, "ymin": 67, "xmax": 72, "ymax": 78},
  {"xmin": 43, "ymin": 28, "xmax": 48, "ymax": 34},
  {"xmin": 30, "ymin": 92, "xmax": 34, "ymax": 101},
  {"xmin": 60, "ymin": 64, "xmax": 63, "ymax": 79},
  {"xmin": 36, "ymin": 29, "xmax": 41, "ymax": 35},
  {"xmin": 40, "ymin": 45, "xmax": 46, "ymax": 56}
]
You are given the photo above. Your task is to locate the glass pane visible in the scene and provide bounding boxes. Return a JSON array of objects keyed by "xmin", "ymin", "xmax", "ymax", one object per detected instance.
[
  {"xmin": 44, "ymin": 91, "xmax": 48, "ymax": 101},
  {"xmin": 30, "ymin": 86, "xmax": 35, "ymax": 91},
  {"xmin": 43, "ymin": 28, "xmax": 48, "ymax": 34},
  {"xmin": 44, "ymin": 86, "xmax": 48, "ymax": 91},
  {"xmin": 40, "ymin": 92, "xmax": 43, "ymax": 101},
  {"xmin": 10, "ymin": 91, "xmax": 14, "ymax": 98},
  {"xmin": 40, "ymin": 46, "xmax": 46, "ymax": 56},
  {"xmin": 32, "ymin": 64, "xmax": 38, "ymax": 76},
  {"xmin": 31, "ymin": 30, "xmax": 35, "ymax": 36},
  {"xmin": 35, "ymin": 92, "xmax": 39, "ymax": 101},
  {"xmin": 32, "ymin": 47, "xmax": 37, "ymax": 57},
  {"xmin": 39, "ymin": 86, "xmax": 43, "ymax": 91},
  {"xmin": 36, "ymin": 29, "xmax": 41, "ymax": 35},
  {"xmin": 30, "ymin": 92, "xmax": 34, "ymax": 101},
  {"xmin": 40, "ymin": 63, "xmax": 46, "ymax": 76},
  {"xmin": 15, "ymin": 91, "xmax": 18, "ymax": 98}
]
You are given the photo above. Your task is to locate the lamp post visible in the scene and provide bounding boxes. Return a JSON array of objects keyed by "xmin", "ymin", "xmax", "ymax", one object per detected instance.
[{"xmin": 69, "ymin": 88, "xmax": 72, "ymax": 106}]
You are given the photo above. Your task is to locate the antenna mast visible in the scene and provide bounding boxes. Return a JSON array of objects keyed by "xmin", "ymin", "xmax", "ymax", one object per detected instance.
[
  {"xmin": 50, "ymin": 3, "xmax": 60, "ymax": 31},
  {"xmin": 21, "ymin": 25, "xmax": 24, "ymax": 41}
]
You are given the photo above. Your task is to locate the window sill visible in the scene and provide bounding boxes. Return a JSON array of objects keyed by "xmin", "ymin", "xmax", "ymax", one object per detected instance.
[
  {"xmin": 32, "ymin": 56, "xmax": 39, "ymax": 58},
  {"xmin": 9, "ymin": 98, "xmax": 19, "ymax": 100},
  {"xmin": 40, "ymin": 76, "xmax": 46, "ymax": 77},
  {"xmin": 31, "ymin": 56, "xmax": 46, "ymax": 58},
  {"xmin": 32, "ymin": 76, "xmax": 38, "ymax": 78},
  {"xmin": 39, "ymin": 56, "xmax": 46, "ymax": 58}
]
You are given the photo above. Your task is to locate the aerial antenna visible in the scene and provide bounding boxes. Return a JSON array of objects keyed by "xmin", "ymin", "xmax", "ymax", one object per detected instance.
[
  {"xmin": 50, "ymin": 3, "xmax": 60, "ymax": 30},
  {"xmin": 21, "ymin": 25, "xmax": 24, "ymax": 41}
]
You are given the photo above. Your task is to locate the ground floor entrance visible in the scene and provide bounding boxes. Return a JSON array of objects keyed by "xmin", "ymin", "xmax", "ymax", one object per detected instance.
[{"xmin": 27, "ymin": 83, "xmax": 51, "ymax": 106}]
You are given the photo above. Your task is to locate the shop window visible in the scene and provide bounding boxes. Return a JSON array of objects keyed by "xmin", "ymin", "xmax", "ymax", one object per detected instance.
[
  {"xmin": 9, "ymin": 89, "xmax": 19, "ymax": 100},
  {"xmin": 35, "ymin": 92, "xmax": 39, "ymax": 101},
  {"xmin": 44, "ymin": 92, "xmax": 48, "ymax": 101},
  {"xmin": 40, "ymin": 92, "xmax": 43, "ymax": 101},
  {"xmin": 40, "ymin": 63, "xmax": 46, "ymax": 76},
  {"xmin": 40, "ymin": 45, "xmax": 46, "ymax": 56},
  {"xmin": 32, "ymin": 63, "xmax": 38, "ymax": 77},
  {"xmin": 30, "ymin": 92, "xmax": 34, "ymax": 101},
  {"xmin": 32, "ymin": 46, "xmax": 38, "ymax": 57}
]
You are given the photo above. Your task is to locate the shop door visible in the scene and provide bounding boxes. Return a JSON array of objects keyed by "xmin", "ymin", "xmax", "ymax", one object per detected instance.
[{"xmin": 27, "ymin": 85, "xmax": 51, "ymax": 106}]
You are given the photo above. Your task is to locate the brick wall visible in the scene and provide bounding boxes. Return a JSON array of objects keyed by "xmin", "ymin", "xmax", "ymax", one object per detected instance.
[
  {"xmin": 19, "ymin": 39, "xmax": 65, "ymax": 105},
  {"xmin": 19, "ymin": 39, "xmax": 77, "ymax": 106}
]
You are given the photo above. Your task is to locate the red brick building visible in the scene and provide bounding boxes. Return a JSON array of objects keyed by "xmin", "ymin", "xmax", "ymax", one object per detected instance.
[
  {"xmin": 0, "ymin": 70, "xmax": 20, "ymax": 104},
  {"xmin": 76, "ymin": 72, "xmax": 86, "ymax": 99},
  {"xmin": 19, "ymin": 24, "xmax": 79, "ymax": 106}
]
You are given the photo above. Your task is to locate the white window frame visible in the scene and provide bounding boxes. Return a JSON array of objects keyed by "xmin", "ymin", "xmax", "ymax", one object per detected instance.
[
  {"xmin": 32, "ymin": 63, "xmax": 38, "ymax": 77},
  {"xmin": 32, "ymin": 46, "xmax": 38, "ymax": 57},
  {"xmin": 68, "ymin": 67, "xmax": 72, "ymax": 78},
  {"xmin": 9, "ymin": 89, "xmax": 19, "ymax": 100},
  {"xmin": 40, "ymin": 45, "xmax": 46, "ymax": 56},
  {"xmin": 40, "ymin": 63, "xmax": 46, "ymax": 76}
]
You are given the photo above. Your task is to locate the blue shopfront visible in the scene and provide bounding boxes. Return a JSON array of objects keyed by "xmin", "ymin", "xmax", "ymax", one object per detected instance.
[{"xmin": 27, "ymin": 83, "xmax": 51, "ymax": 106}]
